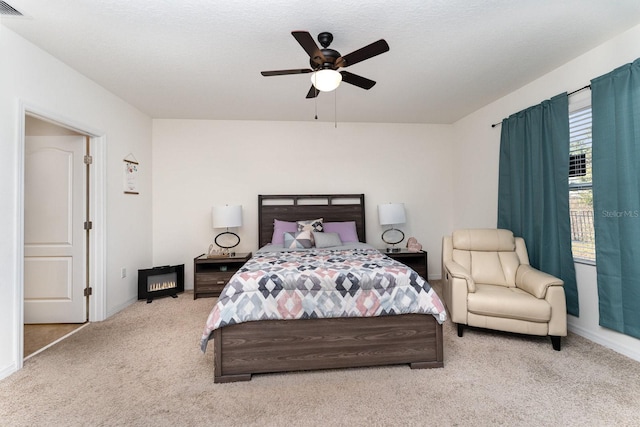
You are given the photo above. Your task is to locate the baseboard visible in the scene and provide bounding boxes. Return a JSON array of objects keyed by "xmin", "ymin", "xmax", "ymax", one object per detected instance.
[
  {"xmin": 0, "ymin": 361, "xmax": 18, "ymax": 381},
  {"xmin": 568, "ymin": 321, "xmax": 640, "ymax": 363},
  {"xmin": 106, "ymin": 296, "xmax": 138, "ymax": 319}
]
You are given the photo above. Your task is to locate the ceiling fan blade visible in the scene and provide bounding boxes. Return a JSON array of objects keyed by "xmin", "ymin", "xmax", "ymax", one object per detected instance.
[
  {"xmin": 340, "ymin": 39, "xmax": 390, "ymax": 68},
  {"xmin": 340, "ymin": 71, "xmax": 376, "ymax": 90},
  {"xmin": 261, "ymin": 69, "xmax": 313, "ymax": 76},
  {"xmin": 292, "ymin": 31, "xmax": 326, "ymax": 65},
  {"xmin": 305, "ymin": 85, "xmax": 320, "ymax": 99}
]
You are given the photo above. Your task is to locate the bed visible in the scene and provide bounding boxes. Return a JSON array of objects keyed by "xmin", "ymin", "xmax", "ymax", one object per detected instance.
[{"xmin": 201, "ymin": 194, "xmax": 446, "ymax": 383}]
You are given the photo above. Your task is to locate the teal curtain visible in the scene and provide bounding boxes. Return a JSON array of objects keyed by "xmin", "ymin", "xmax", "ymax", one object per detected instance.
[
  {"xmin": 497, "ymin": 93, "xmax": 579, "ymax": 316},
  {"xmin": 591, "ymin": 58, "xmax": 640, "ymax": 339}
]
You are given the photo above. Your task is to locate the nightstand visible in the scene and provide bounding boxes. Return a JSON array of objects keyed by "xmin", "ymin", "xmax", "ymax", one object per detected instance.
[
  {"xmin": 381, "ymin": 249, "xmax": 428, "ymax": 280},
  {"xmin": 193, "ymin": 252, "xmax": 252, "ymax": 299}
]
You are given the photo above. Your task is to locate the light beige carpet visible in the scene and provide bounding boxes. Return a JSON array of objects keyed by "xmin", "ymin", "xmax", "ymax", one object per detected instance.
[{"xmin": 1, "ymin": 286, "xmax": 639, "ymax": 427}]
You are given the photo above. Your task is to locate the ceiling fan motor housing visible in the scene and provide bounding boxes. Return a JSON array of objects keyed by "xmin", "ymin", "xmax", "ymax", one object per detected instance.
[{"xmin": 311, "ymin": 48, "xmax": 341, "ymax": 69}]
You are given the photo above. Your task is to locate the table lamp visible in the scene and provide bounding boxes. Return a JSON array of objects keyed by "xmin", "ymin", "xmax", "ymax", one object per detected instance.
[
  {"xmin": 378, "ymin": 203, "xmax": 406, "ymax": 253},
  {"xmin": 212, "ymin": 205, "xmax": 242, "ymax": 256}
]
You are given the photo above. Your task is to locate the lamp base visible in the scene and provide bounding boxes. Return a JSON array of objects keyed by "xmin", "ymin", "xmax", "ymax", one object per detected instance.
[
  {"xmin": 214, "ymin": 231, "xmax": 240, "ymax": 250},
  {"xmin": 381, "ymin": 228, "xmax": 405, "ymax": 252}
]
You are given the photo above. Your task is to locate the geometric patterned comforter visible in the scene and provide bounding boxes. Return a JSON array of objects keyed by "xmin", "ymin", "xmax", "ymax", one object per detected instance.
[{"xmin": 200, "ymin": 247, "xmax": 447, "ymax": 352}]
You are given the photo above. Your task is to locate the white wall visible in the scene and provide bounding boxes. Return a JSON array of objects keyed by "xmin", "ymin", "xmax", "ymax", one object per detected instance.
[
  {"xmin": 0, "ymin": 26, "xmax": 153, "ymax": 379},
  {"xmin": 152, "ymin": 120, "xmax": 454, "ymax": 287},
  {"xmin": 452, "ymin": 23, "xmax": 640, "ymax": 361}
]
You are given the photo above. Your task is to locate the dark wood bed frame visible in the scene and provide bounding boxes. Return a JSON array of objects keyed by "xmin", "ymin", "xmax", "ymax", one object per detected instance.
[{"xmin": 212, "ymin": 194, "xmax": 444, "ymax": 383}]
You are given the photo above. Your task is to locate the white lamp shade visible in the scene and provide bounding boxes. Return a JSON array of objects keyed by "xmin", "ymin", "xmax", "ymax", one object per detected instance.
[
  {"xmin": 378, "ymin": 203, "xmax": 406, "ymax": 226},
  {"xmin": 212, "ymin": 205, "xmax": 242, "ymax": 229},
  {"xmin": 310, "ymin": 69, "xmax": 342, "ymax": 92}
]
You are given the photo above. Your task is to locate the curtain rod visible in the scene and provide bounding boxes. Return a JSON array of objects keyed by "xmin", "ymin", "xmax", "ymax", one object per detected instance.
[{"xmin": 490, "ymin": 84, "xmax": 591, "ymax": 128}]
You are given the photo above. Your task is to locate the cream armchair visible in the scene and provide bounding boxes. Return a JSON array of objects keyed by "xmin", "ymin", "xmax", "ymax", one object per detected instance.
[{"xmin": 442, "ymin": 229, "xmax": 567, "ymax": 350}]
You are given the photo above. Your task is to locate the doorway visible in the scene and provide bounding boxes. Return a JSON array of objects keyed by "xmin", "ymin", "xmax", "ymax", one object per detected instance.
[
  {"xmin": 17, "ymin": 105, "xmax": 106, "ymax": 367},
  {"xmin": 23, "ymin": 116, "xmax": 88, "ymax": 356}
]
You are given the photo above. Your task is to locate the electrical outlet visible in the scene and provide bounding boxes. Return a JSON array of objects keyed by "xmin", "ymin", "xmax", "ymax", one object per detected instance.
[{"xmin": 121, "ymin": 267, "xmax": 126, "ymax": 278}]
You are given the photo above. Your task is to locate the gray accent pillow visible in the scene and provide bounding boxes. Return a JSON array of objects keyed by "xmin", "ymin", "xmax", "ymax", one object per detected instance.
[{"xmin": 313, "ymin": 231, "xmax": 343, "ymax": 248}]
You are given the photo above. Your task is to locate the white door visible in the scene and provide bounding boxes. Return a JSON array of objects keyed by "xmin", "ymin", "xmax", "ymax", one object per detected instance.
[{"xmin": 24, "ymin": 136, "xmax": 87, "ymax": 324}]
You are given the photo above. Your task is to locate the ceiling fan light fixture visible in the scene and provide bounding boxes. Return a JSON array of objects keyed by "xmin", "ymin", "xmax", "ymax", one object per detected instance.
[{"xmin": 310, "ymin": 69, "xmax": 342, "ymax": 92}]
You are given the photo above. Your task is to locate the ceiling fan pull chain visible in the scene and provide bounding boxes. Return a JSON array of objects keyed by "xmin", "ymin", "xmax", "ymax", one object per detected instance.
[
  {"xmin": 334, "ymin": 89, "xmax": 338, "ymax": 128},
  {"xmin": 314, "ymin": 74, "xmax": 318, "ymax": 120}
]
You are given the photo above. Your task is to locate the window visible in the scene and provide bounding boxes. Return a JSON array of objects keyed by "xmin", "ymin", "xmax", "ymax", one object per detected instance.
[{"xmin": 569, "ymin": 106, "xmax": 595, "ymax": 263}]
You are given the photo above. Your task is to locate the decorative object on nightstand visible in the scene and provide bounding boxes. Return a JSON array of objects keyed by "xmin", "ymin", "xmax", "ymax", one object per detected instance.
[
  {"xmin": 406, "ymin": 237, "xmax": 423, "ymax": 252},
  {"xmin": 378, "ymin": 202, "xmax": 406, "ymax": 252},
  {"xmin": 193, "ymin": 252, "xmax": 252, "ymax": 299},
  {"xmin": 211, "ymin": 204, "xmax": 242, "ymax": 257},
  {"xmin": 382, "ymin": 249, "xmax": 428, "ymax": 280}
]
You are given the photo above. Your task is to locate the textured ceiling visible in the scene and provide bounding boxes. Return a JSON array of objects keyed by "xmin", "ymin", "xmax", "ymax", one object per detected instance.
[{"xmin": 3, "ymin": 0, "xmax": 640, "ymax": 124}]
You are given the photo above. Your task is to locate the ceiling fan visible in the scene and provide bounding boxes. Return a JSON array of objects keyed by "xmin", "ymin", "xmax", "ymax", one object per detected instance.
[{"xmin": 261, "ymin": 31, "xmax": 390, "ymax": 98}]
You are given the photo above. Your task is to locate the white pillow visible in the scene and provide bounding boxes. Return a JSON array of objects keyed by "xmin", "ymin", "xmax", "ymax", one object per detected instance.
[
  {"xmin": 297, "ymin": 218, "xmax": 324, "ymax": 232},
  {"xmin": 297, "ymin": 218, "xmax": 324, "ymax": 245}
]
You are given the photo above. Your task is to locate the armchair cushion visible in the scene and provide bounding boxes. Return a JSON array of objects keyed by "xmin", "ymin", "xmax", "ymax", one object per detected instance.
[
  {"xmin": 468, "ymin": 284, "xmax": 552, "ymax": 323},
  {"xmin": 451, "ymin": 229, "xmax": 521, "ymax": 287},
  {"xmin": 452, "ymin": 229, "xmax": 516, "ymax": 252},
  {"xmin": 468, "ymin": 251, "xmax": 520, "ymax": 287}
]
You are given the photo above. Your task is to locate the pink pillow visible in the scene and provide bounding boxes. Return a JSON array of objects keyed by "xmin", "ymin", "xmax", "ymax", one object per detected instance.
[
  {"xmin": 271, "ymin": 219, "xmax": 298, "ymax": 245},
  {"xmin": 323, "ymin": 221, "xmax": 359, "ymax": 243}
]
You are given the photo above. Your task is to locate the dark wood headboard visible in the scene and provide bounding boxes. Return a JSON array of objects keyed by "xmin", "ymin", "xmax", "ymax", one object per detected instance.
[{"xmin": 258, "ymin": 194, "xmax": 366, "ymax": 248}]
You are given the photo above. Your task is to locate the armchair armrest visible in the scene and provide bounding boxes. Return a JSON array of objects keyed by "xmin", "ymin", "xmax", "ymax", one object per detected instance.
[
  {"xmin": 444, "ymin": 260, "xmax": 476, "ymax": 293},
  {"xmin": 516, "ymin": 264, "xmax": 564, "ymax": 299}
]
